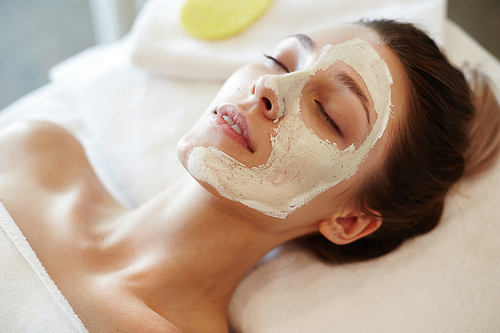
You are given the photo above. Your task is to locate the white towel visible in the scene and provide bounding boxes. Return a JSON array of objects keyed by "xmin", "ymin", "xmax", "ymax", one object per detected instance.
[
  {"xmin": 0, "ymin": 203, "xmax": 88, "ymax": 333},
  {"xmin": 130, "ymin": 0, "xmax": 446, "ymax": 82}
]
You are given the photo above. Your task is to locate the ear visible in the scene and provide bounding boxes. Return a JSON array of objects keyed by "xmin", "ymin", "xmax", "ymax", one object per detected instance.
[{"xmin": 318, "ymin": 209, "xmax": 382, "ymax": 245}]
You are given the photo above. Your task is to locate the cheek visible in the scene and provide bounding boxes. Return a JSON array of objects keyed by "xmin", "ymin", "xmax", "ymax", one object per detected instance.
[{"xmin": 216, "ymin": 65, "xmax": 263, "ymax": 98}]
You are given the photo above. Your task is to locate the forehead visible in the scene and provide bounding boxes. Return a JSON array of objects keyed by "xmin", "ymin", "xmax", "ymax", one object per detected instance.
[
  {"xmin": 275, "ymin": 25, "xmax": 403, "ymax": 93},
  {"xmin": 306, "ymin": 25, "xmax": 384, "ymax": 51},
  {"xmin": 302, "ymin": 26, "xmax": 400, "ymax": 74}
]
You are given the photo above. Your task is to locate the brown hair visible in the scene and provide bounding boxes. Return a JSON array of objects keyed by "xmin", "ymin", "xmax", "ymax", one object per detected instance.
[{"xmin": 297, "ymin": 20, "xmax": 500, "ymax": 262}]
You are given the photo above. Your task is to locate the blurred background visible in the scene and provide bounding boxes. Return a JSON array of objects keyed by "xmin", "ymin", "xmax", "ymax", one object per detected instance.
[{"xmin": 0, "ymin": 0, "xmax": 499, "ymax": 110}]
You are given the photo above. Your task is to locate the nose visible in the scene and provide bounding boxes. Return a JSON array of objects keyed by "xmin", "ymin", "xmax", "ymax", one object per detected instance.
[{"xmin": 251, "ymin": 76, "xmax": 280, "ymax": 121}]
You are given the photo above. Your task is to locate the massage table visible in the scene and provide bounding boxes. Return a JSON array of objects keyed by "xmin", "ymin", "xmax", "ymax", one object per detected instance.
[{"xmin": 1, "ymin": 0, "xmax": 499, "ymax": 331}]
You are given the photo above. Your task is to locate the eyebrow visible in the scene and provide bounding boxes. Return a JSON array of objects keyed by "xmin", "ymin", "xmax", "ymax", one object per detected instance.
[
  {"xmin": 335, "ymin": 71, "xmax": 371, "ymax": 126},
  {"xmin": 293, "ymin": 33, "xmax": 315, "ymax": 52}
]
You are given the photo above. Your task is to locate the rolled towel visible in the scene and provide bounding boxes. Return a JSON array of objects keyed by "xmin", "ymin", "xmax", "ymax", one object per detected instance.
[
  {"xmin": 130, "ymin": 0, "xmax": 446, "ymax": 82},
  {"xmin": 0, "ymin": 203, "xmax": 87, "ymax": 333}
]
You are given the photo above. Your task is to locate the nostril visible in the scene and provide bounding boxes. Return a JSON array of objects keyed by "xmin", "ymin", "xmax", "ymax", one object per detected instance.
[{"xmin": 262, "ymin": 97, "xmax": 272, "ymax": 111}]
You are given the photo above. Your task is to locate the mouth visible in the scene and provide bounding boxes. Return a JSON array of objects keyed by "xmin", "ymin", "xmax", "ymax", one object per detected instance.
[
  {"xmin": 213, "ymin": 104, "xmax": 254, "ymax": 153},
  {"xmin": 222, "ymin": 114, "xmax": 243, "ymax": 135}
]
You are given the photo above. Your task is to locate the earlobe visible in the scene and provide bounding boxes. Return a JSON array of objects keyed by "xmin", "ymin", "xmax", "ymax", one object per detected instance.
[{"xmin": 318, "ymin": 211, "xmax": 382, "ymax": 245}]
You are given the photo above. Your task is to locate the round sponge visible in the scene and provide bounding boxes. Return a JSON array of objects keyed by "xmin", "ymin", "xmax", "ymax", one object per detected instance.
[{"xmin": 181, "ymin": 0, "xmax": 274, "ymax": 40}]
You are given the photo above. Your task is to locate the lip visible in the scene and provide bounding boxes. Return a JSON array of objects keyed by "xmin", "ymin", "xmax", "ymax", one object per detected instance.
[{"xmin": 212, "ymin": 103, "xmax": 254, "ymax": 152}]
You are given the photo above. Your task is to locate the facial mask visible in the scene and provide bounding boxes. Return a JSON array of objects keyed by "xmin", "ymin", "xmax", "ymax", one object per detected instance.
[{"xmin": 187, "ymin": 38, "xmax": 393, "ymax": 219}]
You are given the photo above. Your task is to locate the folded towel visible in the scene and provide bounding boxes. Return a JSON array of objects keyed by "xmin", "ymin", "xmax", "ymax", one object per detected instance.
[
  {"xmin": 0, "ymin": 203, "xmax": 88, "ymax": 333},
  {"xmin": 130, "ymin": 0, "xmax": 446, "ymax": 82}
]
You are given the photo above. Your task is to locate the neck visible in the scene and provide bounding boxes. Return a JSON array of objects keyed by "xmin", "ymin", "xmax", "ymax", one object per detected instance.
[{"xmin": 113, "ymin": 176, "xmax": 304, "ymax": 331}]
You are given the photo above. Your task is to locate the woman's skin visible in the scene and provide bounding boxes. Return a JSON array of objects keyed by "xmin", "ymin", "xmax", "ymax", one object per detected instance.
[{"xmin": 0, "ymin": 26, "xmax": 407, "ymax": 332}]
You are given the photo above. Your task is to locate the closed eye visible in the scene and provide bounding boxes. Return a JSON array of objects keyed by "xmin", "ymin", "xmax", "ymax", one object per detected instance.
[
  {"xmin": 315, "ymin": 100, "xmax": 341, "ymax": 136},
  {"xmin": 264, "ymin": 54, "xmax": 290, "ymax": 73}
]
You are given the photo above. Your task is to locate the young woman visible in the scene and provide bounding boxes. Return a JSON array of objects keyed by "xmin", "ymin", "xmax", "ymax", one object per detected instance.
[{"xmin": 0, "ymin": 20, "xmax": 498, "ymax": 332}]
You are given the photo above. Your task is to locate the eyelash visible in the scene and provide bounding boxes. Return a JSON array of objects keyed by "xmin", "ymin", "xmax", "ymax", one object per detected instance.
[
  {"xmin": 315, "ymin": 100, "xmax": 341, "ymax": 135},
  {"xmin": 264, "ymin": 54, "xmax": 290, "ymax": 73}
]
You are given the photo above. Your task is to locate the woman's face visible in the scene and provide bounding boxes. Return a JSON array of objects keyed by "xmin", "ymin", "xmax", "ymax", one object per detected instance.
[{"xmin": 178, "ymin": 25, "xmax": 406, "ymax": 222}]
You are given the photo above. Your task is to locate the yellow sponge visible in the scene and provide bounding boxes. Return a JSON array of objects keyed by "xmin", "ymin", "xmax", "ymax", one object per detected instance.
[{"xmin": 181, "ymin": 0, "xmax": 273, "ymax": 40}]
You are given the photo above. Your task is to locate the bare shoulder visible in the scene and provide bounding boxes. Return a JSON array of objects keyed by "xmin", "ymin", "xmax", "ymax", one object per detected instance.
[
  {"xmin": 0, "ymin": 120, "xmax": 84, "ymax": 159},
  {"xmin": 0, "ymin": 121, "xmax": 88, "ymax": 189}
]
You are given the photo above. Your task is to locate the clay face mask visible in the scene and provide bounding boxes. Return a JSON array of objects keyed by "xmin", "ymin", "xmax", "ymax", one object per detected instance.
[{"xmin": 187, "ymin": 38, "xmax": 393, "ymax": 219}]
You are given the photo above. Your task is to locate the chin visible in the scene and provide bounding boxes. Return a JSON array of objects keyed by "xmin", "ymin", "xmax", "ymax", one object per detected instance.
[{"xmin": 176, "ymin": 134, "xmax": 192, "ymax": 171}]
